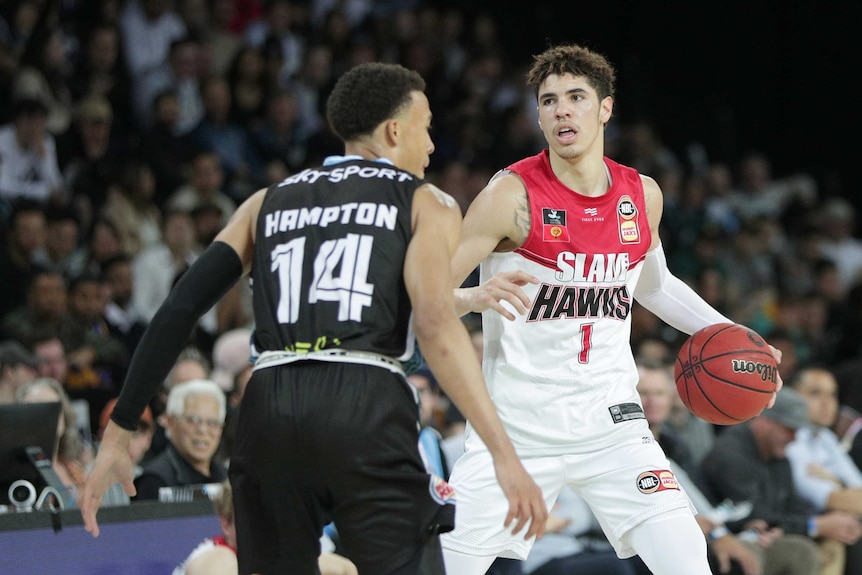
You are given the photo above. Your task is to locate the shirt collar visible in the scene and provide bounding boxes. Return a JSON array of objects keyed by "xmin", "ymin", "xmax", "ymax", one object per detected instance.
[{"xmin": 323, "ymin": 155, "xmax": 395, "ymax": 166}]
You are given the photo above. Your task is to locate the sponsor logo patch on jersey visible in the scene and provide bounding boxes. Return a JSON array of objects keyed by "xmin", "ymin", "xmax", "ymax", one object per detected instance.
[
  {"xmin": 636, "ymin": 469, "xmax": 680, "ymax": 494},
  {"xmin": 542, "ymin": 208, "xmax": 570, "ymax": 242},
  {"xmin": 429, "ymin": 475, "xmax": 457, "ymax": 504},
  {"xmin": 617, "ymin": 195, "xmax": 641, "ymax": 244}
]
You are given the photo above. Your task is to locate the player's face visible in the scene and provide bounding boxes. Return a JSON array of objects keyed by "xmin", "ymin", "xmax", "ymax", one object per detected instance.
[
  {"xmin": 536, "ymin": 73, "xmax": 612, "ymax": 161},
  {"xmin": 795, "ymin": 370, "xmax": 839, "ymax": 428},
  {"xmin": 395, "ymin": 90, "xmax": 434, "ymax": 178}
]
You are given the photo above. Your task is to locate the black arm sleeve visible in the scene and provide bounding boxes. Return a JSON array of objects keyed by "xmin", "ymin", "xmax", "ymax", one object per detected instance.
[{"xmin": 110, "ymin": 241, "xmax": 244, "ymax": 430}]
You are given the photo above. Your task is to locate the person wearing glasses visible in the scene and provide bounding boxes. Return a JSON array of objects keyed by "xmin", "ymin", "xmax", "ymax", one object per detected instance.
[{"xmin": 133, "ymin": 379, "xmax": 228, "ymax": 500}]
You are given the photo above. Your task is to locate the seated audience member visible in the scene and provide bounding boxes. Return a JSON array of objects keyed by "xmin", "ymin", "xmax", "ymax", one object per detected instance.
[
  {"xmin": 702, "ymin": 388, "xmax": 862, "ymax": 575},
  {"xmin": 172, "ymin": 479, "xmax": 358, "ymax": 575},
  {"xmin": 787, "ymin": 366, "xmax": 862, "ymax": 517},
  {"xmin": 833, "ymin": 405, "xmax": 862, "ymax": 471},
  {"xmin": 0, "ymin": 339, "xmax": 40, "ymax": 404},
  {"xmin": 16, "ymin": 377, "xmax": 88, "ymax": 507},
  {"xmin": 145, "ymin": 347, "xmax": 211, "ymax": 461},
  {"xmin": 134, "ymin": 379, "xmax": 228, "ymax": 500},
  {"xmin": 408, "ymin": 367, "xmax": 449, "ymax": 479},
  {"xmin": 2, "ymin": 268, "xmax": 69, "ymax": 347},
  {"xmin": 30, "ymin": 333, "xmax": 69, "ymax": 385},
  {"xmin": 96, "ymin": 397, "xmax": 155, "ymax": 506},
  {"xmin": 0, "ymin": 200, "xmax": 47, "ymax": 321}
]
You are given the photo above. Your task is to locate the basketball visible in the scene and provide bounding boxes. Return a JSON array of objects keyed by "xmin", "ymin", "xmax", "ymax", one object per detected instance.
[{"xmin": 674, "ymin": 323, "xmax": 779, "ymax": 425}]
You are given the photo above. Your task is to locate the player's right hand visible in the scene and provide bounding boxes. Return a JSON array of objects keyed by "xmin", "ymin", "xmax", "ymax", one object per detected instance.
[
  {"xmin": 459, "ymin": 271, "xmax": 538, "ymax": 320},
  {"xmin": 80, "ymin": 422, "xmax": 136, "ymax": 537},
  {"xmin": 493, "ymin": 457, "xmax": 548, "ymax": 540}
]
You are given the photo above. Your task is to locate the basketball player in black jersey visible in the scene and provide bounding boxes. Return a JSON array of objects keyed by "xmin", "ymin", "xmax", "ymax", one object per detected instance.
[{"xmin": 80, "ymin": 63, "xmax": 547, "ymax": 574}]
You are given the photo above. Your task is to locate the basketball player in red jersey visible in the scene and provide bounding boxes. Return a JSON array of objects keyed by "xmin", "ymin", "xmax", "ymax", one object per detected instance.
[{"xmin": 441, "ymin": 44, "xmax": 784, "ymax": 574}]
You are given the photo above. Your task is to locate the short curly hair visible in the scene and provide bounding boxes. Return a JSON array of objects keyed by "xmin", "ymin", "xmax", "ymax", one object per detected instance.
[
  {"xmin": 526, "ymin": 44, "xmax": 616, "ymax": 102},
  {"xmin": 326, "ymin": 62, "xmax": 426, "ymax": 142}
]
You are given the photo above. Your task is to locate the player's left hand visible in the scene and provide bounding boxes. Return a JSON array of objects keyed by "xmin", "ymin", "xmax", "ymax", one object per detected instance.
[
  {"xmin": 80, "ymin": 422, "xmax": 136, "ymax": 537},
  {"xmin": 765, "ymin": 344, "xmax": 783, "ymax": 408},
  {"xmin": 457, "ymin": 271, "xmax": 538, "ymax": 320}
]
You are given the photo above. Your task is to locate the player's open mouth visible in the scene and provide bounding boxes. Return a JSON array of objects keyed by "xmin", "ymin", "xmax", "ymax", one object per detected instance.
[{"xmin": 556, "ymin": 126, "xmax": 576, "ymax": 143}]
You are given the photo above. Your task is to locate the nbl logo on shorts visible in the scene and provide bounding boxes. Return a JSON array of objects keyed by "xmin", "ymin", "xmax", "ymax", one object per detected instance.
[
  {"xmin": 429, "ymin": 475, "xmax": 456, "ymax": 505},
  {"xmin": 636, "ymin": 470, "xmax": 679, "ymax": 494}
]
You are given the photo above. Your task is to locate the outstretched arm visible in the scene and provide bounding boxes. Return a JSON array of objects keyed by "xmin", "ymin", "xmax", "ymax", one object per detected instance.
[
  {"xmin": 633, "ymin": 176, "xmax": 731, "ymax": 334},
  {"xmin": 407, "ymin": 183, "xmax": 547, "ymax": 539},
  {"xmin": 80, "ymin": 190, "xmax": 264, "ymax": 537}
]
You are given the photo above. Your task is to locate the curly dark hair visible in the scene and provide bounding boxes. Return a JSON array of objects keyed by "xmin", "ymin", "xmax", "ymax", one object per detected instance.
[
  {"xmin": 526, "ymin": 44, "xmax": 616, "ymax": 102},
  {"xmin": 326, "ymin": 63, "xmax": 426, "ymax": 142}
]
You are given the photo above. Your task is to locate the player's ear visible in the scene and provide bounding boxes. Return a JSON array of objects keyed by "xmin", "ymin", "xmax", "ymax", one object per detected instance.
[
  {"xmin": 600, "ymin": 97, "xmax": 613, "ymax": 125},
  {"xmin": 384, "ymin": 118, "xmax": 400, "ymax": 146}
]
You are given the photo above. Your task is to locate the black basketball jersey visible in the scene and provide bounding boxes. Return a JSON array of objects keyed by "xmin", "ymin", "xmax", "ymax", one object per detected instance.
[{"xmin": 251, "ymin": 158, "xmax": 423, "ymax": 361}]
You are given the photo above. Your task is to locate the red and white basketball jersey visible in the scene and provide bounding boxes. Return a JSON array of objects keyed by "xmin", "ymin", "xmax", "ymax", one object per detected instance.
[{"xmin": 474, "ymin": 150, "xmax": 653, "ymax": 456}]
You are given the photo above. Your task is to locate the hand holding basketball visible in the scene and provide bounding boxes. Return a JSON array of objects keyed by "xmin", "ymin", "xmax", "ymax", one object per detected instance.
[{"xmin": 674, "ymin": 323, "xmax": 780, "ymax": 425}]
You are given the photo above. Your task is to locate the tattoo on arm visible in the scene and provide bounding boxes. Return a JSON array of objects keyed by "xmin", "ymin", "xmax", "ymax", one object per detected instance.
[{"xmin": 513, "ymin": 191, "xmax": 531, "ymax": 243}]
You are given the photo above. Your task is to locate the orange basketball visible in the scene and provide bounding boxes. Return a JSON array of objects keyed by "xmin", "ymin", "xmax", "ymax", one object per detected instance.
[{"xmin": 674, "ymin": 323, "xmax": 779, "ymax": 425}]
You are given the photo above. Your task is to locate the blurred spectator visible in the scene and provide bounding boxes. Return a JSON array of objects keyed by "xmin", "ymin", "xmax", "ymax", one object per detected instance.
[
  {"xmin": 226, "ymin": 44, "xmax": 268, "ymax": 128},
  {"xmin": 134, "ymin": 34, "xmax": 204, "ymax": 134},
  {"xmin": 244, "ymin": 0, "xmax": 304, "ymax": 82},
  {"xmin": 68, "ymin": 22, "xmax": 135, "ymax": 138},
  {"xmin": 137, "ymin": 89, "xmax": 198, "ymax": 206},
  {"xmin": 120, "ymin": 0, "xmax": 187, "ymax": 109},
  {"xmin": 59, "ymin": 272, "xmax": 128, "ymax": 428},
  {"xmin": 189, "ymin": 202, "xmax": 225, "ymax": 249},
  {"xmin": 166, "ymin": 150, "xmax": 236, "ymax": 226},
  {"xmin": 0, "ymin": 96, "xmax": 64, "ymax": 204},
  {"xmin": 134, "ymin": 379, "xmax": 228, "ymax": 500},
  {"xmin": 16, "ymin": 377, "xmax": 87, "ymax": 507},
  {"xmin": 101, "ymin": 158, "xmax": 163, "ymax": 257},
  {"xmin": 816, "ymin": 198, "xmax": 862, "ymax": 297},
  {"xmin": 13, "ymin": 24, "xmax": 73, "ymax": 135},
  {"xmin": 202, "ymin": 0, "xmax": 243, "ymax": 76},
  {"xmin": 0, "ymin": 200, "xmax": 46, "ymax": 319},
  {"xmin": 101, "ymin": 253, "xmax": 148, "ymax": 354},
  {"xmin": 60, "ymin": 95, "xmax": 124, "ymax": 218},
  {"xmin": 288, "ymin": 43, "xmax": 333, "ymax": 142},
  {"xmin": 30, "ymin": 332, "xmax": 69, "ymax": 385},
  {"xmin": 189, "ymin": 74, "xmax": 263, "ymax": 201},
  {"xmin": 209, "ymin": 327, "xmax": 252, "ymax": 393},
  {"xmin": 2, "ymin": 268, "xmax": 69, "ymax": 347},
  {"xmin": 131, "ymin": 208, "xmax": 199, "ymax": 324},
  {"xmin": 0, "ymin": 339, "xmax": 40, "ymax": 404},
  {"xmin": 32, "ymin": 205, "xmax": 82, "ymax": 277},
  {"xmin": 251, "ymin": 87, "xmax": 309, "ymax": 173},
  {"xmin": 728, "ymin": 151, "xmax": 818, "ymax": 222},
  {"xmin": 66, "ymin": 216, "xmax": 124, "ymax": 279}
]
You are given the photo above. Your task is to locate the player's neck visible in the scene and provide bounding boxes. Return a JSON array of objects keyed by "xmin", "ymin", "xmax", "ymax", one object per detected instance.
[{"xmin": 550, "ymin": 148, "xmax": 610, "ymax": 197}]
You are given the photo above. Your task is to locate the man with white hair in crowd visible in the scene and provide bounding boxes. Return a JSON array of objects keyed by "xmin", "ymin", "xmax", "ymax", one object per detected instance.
[{"xmin": 134, "ymin": 379, "xmax": 227, "ymax": 500}]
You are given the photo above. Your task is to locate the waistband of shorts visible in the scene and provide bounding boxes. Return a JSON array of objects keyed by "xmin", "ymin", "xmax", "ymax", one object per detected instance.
[{"xmin": 253, "ymin": 349, "xmax": 405, "ymax": 377}]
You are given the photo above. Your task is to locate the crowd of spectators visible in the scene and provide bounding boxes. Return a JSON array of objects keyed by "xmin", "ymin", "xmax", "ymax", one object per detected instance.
[{"xmin": 2, "ymin": 0, "xmax": 862, "ymax": 570}]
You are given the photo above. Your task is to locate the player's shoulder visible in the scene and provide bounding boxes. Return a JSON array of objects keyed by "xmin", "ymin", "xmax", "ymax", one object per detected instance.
[
  {"xmin": 416, "ymin": 182, "xmax": 459, "ymax": 211},
  {"xmin": 477, "ymin": 169, "xmax": 527, "ymax": 204}
]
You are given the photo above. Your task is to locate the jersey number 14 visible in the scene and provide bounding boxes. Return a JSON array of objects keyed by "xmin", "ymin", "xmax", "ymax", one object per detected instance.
[{"xmin": 271, "ymin": 233, "xmax": 375, "ymax": 323}]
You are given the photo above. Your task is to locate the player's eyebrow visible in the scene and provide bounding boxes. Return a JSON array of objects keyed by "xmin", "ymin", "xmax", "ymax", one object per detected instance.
[{"xmin": 538, "ymin": 87, "xmax": 587, "ymax": 101}]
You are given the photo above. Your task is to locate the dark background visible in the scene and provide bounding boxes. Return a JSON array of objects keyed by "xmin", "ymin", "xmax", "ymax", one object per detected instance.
[{"xmin": 444, "ymin": 0, "xmax": 861, "ymax": 204}]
